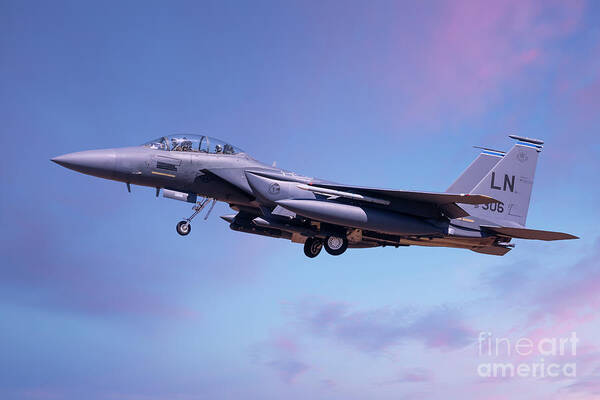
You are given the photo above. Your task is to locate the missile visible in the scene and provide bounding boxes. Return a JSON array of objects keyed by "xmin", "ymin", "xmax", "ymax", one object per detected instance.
[
  {"xmin": 229, "ymin": 221, "xmax": 291, "ymax": 240},
  {"xmin": 252, "ymin": 217, "xmax": 322, "ymax": 237},
  {"xmin": 276, "ymin": 199, "xmax": 442, "ymax": 236},
  {"xmin": 220, "ymin": 214, "xmax": 236, "ymax": 223}
]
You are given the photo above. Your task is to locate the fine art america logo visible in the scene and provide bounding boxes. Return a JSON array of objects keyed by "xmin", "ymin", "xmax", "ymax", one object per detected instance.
[{"xmin": 477, "ymin": 332, "xmax": 578, "ymax": 379}]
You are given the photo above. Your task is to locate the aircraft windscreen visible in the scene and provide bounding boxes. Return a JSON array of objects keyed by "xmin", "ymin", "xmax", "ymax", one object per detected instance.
[{"xmin": 143, "ymin": 135, "xmax": 243, "ymax": 155}]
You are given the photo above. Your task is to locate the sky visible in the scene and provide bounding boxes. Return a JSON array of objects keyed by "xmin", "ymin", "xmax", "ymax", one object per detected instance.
[{"xmin": 1, "ymin": 0, "xmax": 599, "ymax": 399}]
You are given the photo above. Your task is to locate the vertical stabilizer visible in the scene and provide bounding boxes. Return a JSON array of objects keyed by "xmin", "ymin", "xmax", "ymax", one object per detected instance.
[
  {"xmin": 463, "ymin": 136, "xmax": 543, "ymax": 226},
  {"xmin": 446, "ymin": 147, "xmax": 505, "ymax": 194}
]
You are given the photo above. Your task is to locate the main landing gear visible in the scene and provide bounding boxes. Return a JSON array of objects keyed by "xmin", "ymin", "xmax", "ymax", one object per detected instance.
[
  {"xmin": 176, "ymin": 197, "xmax": 216, "ymax": 236},
  {"xmin": 303, "ymin": 235, "xmax": 348, "ymax": 258},
  {"xmin": 304, "ymin": 237, "xmax": 323, "ymax": 258},
  {"xmin": 324, "ymin": 235, "xmax": 348, "ymax": 256}
]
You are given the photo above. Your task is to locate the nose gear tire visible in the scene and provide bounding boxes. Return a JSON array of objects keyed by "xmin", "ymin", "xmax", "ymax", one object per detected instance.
[{"xmin": 176, "ymin": 220, "xmax": 191, "ymax": 236}]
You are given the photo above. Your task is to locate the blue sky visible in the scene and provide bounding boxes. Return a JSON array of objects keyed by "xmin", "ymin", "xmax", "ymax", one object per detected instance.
[{"xmin": 1, "ymin": 1, "xmax": 599, "ymax": 399}]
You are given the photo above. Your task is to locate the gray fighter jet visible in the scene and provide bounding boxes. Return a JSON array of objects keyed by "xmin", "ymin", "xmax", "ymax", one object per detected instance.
[{"xmin": 52, "ymin": 134, "xmax": 577, "ymax": 258}]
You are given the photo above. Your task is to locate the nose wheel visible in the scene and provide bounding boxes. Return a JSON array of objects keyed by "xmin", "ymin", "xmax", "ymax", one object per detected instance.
[
  {"xmin": 175, "ymin": 197, "xmax": 216, "ymax": 236},
  {"xmin": 176, "ymin": 220, "xmax": 191, "ymax": 236}
]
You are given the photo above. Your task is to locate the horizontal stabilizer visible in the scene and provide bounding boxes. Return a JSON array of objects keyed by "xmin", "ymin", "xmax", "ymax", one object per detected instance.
[{"xmin": 482, "ymin": 226, "xmax": 579, "ymax": 241}]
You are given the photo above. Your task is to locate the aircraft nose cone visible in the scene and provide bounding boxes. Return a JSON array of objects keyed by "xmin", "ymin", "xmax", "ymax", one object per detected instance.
[{"xmin": 51, "ymin": 149, "xmax": 117, "ymax": 179}]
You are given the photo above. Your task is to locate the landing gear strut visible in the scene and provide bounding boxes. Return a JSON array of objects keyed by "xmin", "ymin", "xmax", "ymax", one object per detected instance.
[
  {"xmin": 176, "ymin": 197, "xmax": 216, "ymax": 236},
  {"xmin": 324, "ymin": 235, "xmax": 348, "ymax": 256},
  {"xmin": 304, "ymin": 237, "xmax": 323, "ymax": 258}
]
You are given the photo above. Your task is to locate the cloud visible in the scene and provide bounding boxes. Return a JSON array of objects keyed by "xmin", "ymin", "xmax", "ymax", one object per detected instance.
[
  {"xmin": 408, "ymin": 309, "xmax": 474, "ymax": 350},
  {"xmin": 294, "ymin": 300, "xmax": 473, "ymax": 352},
  {"xmin": 0, "ymin": 221, "xmax": 198, "ymax": 321},
  {"xmin": 476, "ymin": 240, "xmax": 600, "ymax": 398},
  {"xmin": 480, "ymin": 239, "xmax": 600, "ymax": 328},
  {"xmin": 394, "ymin": 368, "xmax": 433, "ymax": 384},
  {"xmin": 250, "ymin": 333, "xmax": 310, "ymax": 384},
  {"xmin": 527, "ymin": 239, "xmax": 600, "ymax": 324},
  {"xmin": 482, "ymin": 259, "xmax": 542, "ymax": 297},
  {"xmin": 396, "ymin": 0, "xmax": 585, "ymax": 123},
  {"xmin": 559, "ymin": 366, "xmax": 600, "ymax": 397},
  {"xmin": 267, "ymin": 359, "xmax": 310, "ymax": 384},
  {"xmin": 319, "ymin": 379, "xmax": 336, "ymax": 389}
]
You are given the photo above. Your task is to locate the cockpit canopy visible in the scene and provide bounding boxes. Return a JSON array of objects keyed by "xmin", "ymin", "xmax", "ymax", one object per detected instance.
[{"xmin": 143, "ymin": 134, "xmax": 244, "ymax": 155}]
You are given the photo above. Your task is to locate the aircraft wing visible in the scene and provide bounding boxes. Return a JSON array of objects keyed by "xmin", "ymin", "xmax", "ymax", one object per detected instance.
[
  {"xmin": 481, "ymin": 226, "xmax": 579, "ymax": 241},
  {"xmin": 198, "ymin": 169, "xmax": 256, "ymax": 203},
  {"xmin": 242, "ymin": 170, "xmax": 499, "ymax": 219},
  {"xmin": 302, "ymin": 183, "xmax": 498, "ymax": 219},
  {"xmin": 243, "ymin": 170, "xmax": 498, "ymax": 205},
  {"xmin": 305, "ymin": 182, "xmax": 498, "ymax": 206}
]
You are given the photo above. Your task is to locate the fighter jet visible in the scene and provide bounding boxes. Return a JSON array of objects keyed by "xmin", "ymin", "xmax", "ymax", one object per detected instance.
[{"xmin": 52, "ymin": 134, "xmax": 577, "ymax": 258}]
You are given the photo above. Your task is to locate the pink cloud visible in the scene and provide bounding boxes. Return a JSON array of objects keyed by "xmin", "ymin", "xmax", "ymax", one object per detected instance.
[
  {"xmin": 482, "ymin": 239, "xmax": 600, "ymax": 330},
  {"xmin": 377, "ymin": 368, "xmax": 434, "ymax": 387},
  {"xmin": 397, "ymin": 0, "xmax": 585, "ymax": 122},
  {"xmin": 396, "ymin": 368, "xmax": 433, "ymax": 383},
  {"xmin": 562, "ymin": 367, "xmax": 600, "ymax": 396},
  {"xmin": 250, "ymin": 333, "xmax": 310, "ymax": 385},
  {"xmin": 272, "ymin": 334, "xmax": 300, "ymax": 354},
  {"xmin": 474, "ymin": 240, "xmax": 600, "ymax": 398},
  {"xmin": 1, "ymin": 224, "xmax": 199, "ymax": 321},
  {"xmin": 267, "ymin": 359, "xmax": 310, "ymax": 384},
  {"xmin": 293, "ymin": 299, "xmax": 473, "ymax": 352},
  {"xmin": 528, "ymin": 239, "xmax": 600, "ymax": 324}
]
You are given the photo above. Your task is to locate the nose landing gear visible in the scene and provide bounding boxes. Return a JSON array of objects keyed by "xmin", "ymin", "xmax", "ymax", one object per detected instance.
[
  {"xmin": 176, "ymin": 197, "xmax": 216, "ymax": 236},
  {"xmin": 176, "ymin": 220, "xmax": 191, "ymax": 236}
]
